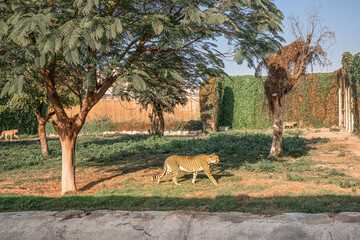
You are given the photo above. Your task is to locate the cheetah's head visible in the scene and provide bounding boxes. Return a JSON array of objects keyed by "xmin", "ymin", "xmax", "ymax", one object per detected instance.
[{"xmin": 209, "ymin": 153, "xmax": 219, "ymax": 164}]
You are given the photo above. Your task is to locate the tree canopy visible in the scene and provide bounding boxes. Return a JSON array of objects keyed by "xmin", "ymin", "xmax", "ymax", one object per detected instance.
[{"xmin": 0, "ymin": 0, "xmax": 284, "ymax": 194}]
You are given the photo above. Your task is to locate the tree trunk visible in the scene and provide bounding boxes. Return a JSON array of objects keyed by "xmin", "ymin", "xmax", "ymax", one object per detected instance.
[
  {"xmin": 158, "ymin": 110, "xmax": 165, "ymax": 136},
  {"xmin": 148, "ymin": 112, "xmax": 157, "ymax": 135},
  {"xmin": 60, "ymin": 134, "xmax": 77, "ymax": 195},
  {"xmin": 41, "ymin": 60, "xmax": 117, "ymax": 195},
  {"xmin": 268, "ymin": 95, "xmax": 282, "ymax": 158},
  {"xmin": 35, "ymin": 105, "xmax": 49, "ymax": 157},
  {"xmin": 38, "ymin": 120, "xmax": 49, "ymax": 157}
]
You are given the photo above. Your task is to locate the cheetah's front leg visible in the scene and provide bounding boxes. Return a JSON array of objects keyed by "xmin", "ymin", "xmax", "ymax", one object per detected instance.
[{"xmin": 204, "ymin": 169, "xmax": 219, "ymax": 186}]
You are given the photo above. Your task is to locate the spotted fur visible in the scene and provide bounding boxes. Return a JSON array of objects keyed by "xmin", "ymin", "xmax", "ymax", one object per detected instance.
[{"xmin": 152, "ymin": 153, "xmax": 220, "ymax": 186}]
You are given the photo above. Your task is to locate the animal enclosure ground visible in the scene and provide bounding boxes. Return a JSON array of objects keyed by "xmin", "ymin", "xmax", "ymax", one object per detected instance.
[{"xmin": 1, "ymin": 129, "xmax": 360, "ymax": 214}]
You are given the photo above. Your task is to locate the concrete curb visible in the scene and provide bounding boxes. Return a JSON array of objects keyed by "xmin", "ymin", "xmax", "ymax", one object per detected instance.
[{"xmin": 1, "ymin": 211, "xmax": 360, "ymax": 240}]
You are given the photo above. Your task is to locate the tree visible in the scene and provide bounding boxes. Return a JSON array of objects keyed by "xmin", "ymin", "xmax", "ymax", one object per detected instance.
[
  {"xmin": 257, "ymin": 6, "xmax": 335, "ymax": 158},
  {"xmin": 0, "ymin": 0, "xmax": 283, "ymax": 194},
  {"xmin": 114, "ymin": 46, "xmax": 218, "ymax": 136},
  {"xmin": 0, "ymin": 61, "xmax": 53, "ymax": 156},
  {"xmin": 0, "ymin": 64, "xmax": 76, "ymax": 157},
  {"xmin": 117, "ymin": 73, "xmax": 188, "ymax": 136},
  {"xmin": 120, "ymin": 77, "xmax": 188, "ymax": 136}
]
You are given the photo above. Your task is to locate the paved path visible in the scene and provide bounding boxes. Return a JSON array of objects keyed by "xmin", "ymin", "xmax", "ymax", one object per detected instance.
[{"xmin": 1, "ymin": 210, "xmax": 360, "ymax": 240}]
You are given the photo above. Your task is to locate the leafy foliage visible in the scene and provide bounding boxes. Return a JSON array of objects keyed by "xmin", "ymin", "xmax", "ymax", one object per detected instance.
[
  {"xmin": 218, "ymin": 75, "xmax": 269, "ymax": 129},
  {"xmin": 113, "ymin": 54, "xmax": 191, "ymax": 136},
  {"xmin": 0, "ymin": 0, "xmax": 284, "ymax": 95},
  {"xmin": 0, "ymin": 96, "xmax": 38, "ymax": 134},
  {"xmin": 0, "ymin": 62, "xmax": 77, "ymax": 138}
]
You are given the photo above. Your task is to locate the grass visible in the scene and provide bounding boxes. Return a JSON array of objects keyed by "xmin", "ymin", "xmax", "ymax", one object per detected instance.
[
  {"xmin": 0, "ymin": 131, "xmax": 308, "ymax": 173},
  {"xmin": 1, "ymin": 130, "xmax": 359, "ymax": 213},
  {"xmin": 1, "ymin": 193, "xmax": 360, "ymax": 214}
]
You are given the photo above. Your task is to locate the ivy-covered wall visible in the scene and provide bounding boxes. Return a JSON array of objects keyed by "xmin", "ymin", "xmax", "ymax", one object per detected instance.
[
  {"xmin": 282, "ymin": 72, "xmax": 338, "ymax": 128},
  {"xmin": 218, "ymin": 75, "xmax": 269, "ymax": 129},
  {"xmin": 0, "ymin": 98, "xmax": 38, "ymax": 135},
  {"xmin": 218, "ymin": 72, "xmax": 339, "ymax": 130}
]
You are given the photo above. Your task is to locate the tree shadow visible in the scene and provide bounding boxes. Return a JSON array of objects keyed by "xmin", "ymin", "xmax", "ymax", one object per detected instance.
[
  {"xmin": 78, "ymin": 173, "xmax": 123, "ymax": 192},
  {"xmin": 81, "ymin": 132, "xmax": 313, "ymax": 178},
  {"xmin": 174, "ymin": 170, "xmax": 234, "ymax": 184},
  {"xmin": 0, "ymin": 132, "xmax": 317, "ymax": 185},
  {"xmin": 0, "ymin": 138, "xmax": 38, "ymax": 146},
  {"xmin": 78, "ymin": 134, "xmax": 151, "ymax": 147},
  {"xmin": 0, "ymin": 137, "xmax": 59, "ymax": 147}
]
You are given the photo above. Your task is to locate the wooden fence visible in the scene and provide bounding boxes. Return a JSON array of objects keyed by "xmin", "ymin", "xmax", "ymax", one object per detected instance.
[{"xmin": 67, "ymin": 97, "xmax": 201, "ymax": 122}]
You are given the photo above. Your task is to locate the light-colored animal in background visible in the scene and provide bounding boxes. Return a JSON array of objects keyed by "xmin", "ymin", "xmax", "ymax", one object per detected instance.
[
  {"xmin": 0, "ymin": 129, "xmax": 19, "ymax": 140},
  {"xmin": 152, "ymin": 153, "xmax": 220, "ymax": 186},
  {"xmin": 283, "ymin": 122, "xmax": 298, "ymax": 129}
]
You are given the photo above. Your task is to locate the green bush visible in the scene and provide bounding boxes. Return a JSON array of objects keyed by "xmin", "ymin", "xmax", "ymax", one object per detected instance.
[
  {"xmin": 0, "ymin": 98, "xmax": 38, "ymax": 135},
  {"xmin": 218, "ymin": 76, "xmax": 270, "ymax": 129}
]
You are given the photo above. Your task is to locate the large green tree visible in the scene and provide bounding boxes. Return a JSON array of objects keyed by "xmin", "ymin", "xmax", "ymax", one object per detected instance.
[{"xmin": 0, "ymin": 0, "xmax": 283, "ymax": 194}]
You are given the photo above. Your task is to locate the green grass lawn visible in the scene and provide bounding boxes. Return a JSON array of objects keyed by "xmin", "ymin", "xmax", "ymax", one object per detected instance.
[{"xmin": 1, "ymin": 130, "xmax": 360, "ymax": 214}]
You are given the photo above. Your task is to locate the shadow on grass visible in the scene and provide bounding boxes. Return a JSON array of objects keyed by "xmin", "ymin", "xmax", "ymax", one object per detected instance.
[
  {"xmin": 1, "ymin": 194, "xmax": 359, "ymax": 214},
  {"xmin": 78, "ymin": 173, "xmax": 123, "ymax": 192},
  {"xmin": 78, "ymin": 134, "xmax": 151, "ymax": 146},
  {"xmin": 80, "ymin": 132, "xmax": 312, "ymax": 172},
  {"xmin": 0, "ymin": 132, "xmax": 314, "ymax": 177},
  {"xmin": 0, "ymin": 137, "xmax": 59, "ymax": 147}
]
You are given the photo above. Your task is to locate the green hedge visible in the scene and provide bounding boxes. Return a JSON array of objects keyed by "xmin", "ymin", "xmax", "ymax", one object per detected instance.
[
  {"xmin": 0, "ymin": 98, "xmax": 38, "ymax": 135},
  {"xmin": 218, "ymin": 75, "xmax": 270, "ymax": 129}
]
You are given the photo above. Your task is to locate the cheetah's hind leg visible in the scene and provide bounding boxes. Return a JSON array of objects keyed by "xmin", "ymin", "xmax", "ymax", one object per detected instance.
[
  {"xmin": 192, "ymin": 172, "xmax": 198, "ymax": 184},
  {"xmin": 172, "ymin": 170, "xmax": 181, "ymax": 185}
]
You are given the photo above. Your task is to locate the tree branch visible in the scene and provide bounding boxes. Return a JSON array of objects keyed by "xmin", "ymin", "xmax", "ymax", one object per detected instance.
[{"xmin": 41, "ymin": 64, "xmax": 69, "ymax": 123}]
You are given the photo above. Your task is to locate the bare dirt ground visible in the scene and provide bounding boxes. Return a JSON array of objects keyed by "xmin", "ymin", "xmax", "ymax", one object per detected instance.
[{"xmin": 1, "ymin": 128, "xmax": 360, "ymax": 198}]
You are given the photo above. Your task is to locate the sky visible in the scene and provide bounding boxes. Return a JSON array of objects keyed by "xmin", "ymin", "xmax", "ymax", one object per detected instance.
[{"xmin": 222, "ymin": 0, "xmax": 360, "ymax": 76}]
